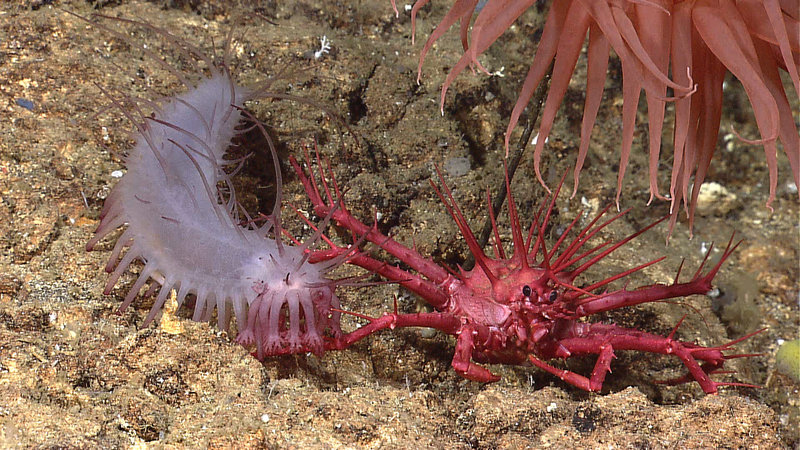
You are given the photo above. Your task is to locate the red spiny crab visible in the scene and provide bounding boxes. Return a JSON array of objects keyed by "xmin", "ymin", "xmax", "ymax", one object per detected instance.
[{"xmin": 287, "ymin": 147, "xmax": 760, "ymax": 394}]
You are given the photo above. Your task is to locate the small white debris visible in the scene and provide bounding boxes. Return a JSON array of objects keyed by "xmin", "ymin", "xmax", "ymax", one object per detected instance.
[
  {"xmin": 111, "ymin": 170, "xmax": 124, "ymax": 178},
  {"xmin": 314, "ymin": 35, "xmax": 331, "ymax": 60},
  {"xmin": 546, "ymin": 402, "xmax": 558, "ymax": 413},
  {"xmin": 722, "ymin": 132, "xmax": 737, "ymax": 147},
  {"xmin": 700, "ymin": 241, "xmax": 709, "ymax": 254},
  {"xmin": 490, "ymin": 66, "xmax": 505, "ymax": 77},
  {"xmin": 531, "ymin": 133, "xmax": 549, "ymax": 146},
  {"xmin": 260, "ymin": 413, "xmax": 270, "ymax": 423},
  {"xmin": 695, "ymin": 181, "xmax": 739, "ymax": 216},
  {"xmin": 580, "ymin": 196, "xmax": 601, "ymax": 218},
  {"xmin": 404, "ymin": 4, "xmax": 412, "ymax": 11},
  {"xmin": 444, "ymin": 156, "xmax": 471, "ymax": 177}
]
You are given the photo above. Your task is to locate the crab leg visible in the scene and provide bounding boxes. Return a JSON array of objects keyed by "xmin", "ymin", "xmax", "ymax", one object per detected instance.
[
  {"xmin": 311, "ymin": 247, "xmax": 449, "ymax": 307},
  {"xmin": 534, "ymin": 321, "xmax": 761, "ymax": 394},
  {"xmin": 528, "ymin": 344, "xmax": 615, "ymax": 392},
  {"xmin": 325, "ymin": 311, "xmax": 463, "ymax": 350},
  {"xmin": 290, "ymin": 152, "xmax": 451, "ymax": 288},
  {"xmin": 574, "ymin": 234, "xmax": 741, "ymax": 317},
  {"xmin": 329, "ymin": 311, "xmax": 500, "ymax": 382},
  {"xmin": 265, "ymin": 304, "xmax": 503, "ymax": 382}
]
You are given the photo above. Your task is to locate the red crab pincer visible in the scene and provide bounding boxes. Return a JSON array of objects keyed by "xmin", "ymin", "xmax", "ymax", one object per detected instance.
[{"xmin": 288, "ymin": 147, "xmax": 760, "ymax": 394}]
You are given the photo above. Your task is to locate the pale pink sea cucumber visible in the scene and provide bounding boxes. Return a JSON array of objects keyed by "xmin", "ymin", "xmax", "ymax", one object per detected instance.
[{"xmin": 81, "ymin": 13, "xmax": 346, "ymax": 358}]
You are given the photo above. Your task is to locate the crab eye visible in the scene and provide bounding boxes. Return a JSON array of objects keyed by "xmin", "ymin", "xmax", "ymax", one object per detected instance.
[
  {"xmin": 522, "ymin": 285, "xmax": 532, "ymax": 297},
  {"xmin": 548, "ymin": 291, "xmax": 558, "ymax": 302}
]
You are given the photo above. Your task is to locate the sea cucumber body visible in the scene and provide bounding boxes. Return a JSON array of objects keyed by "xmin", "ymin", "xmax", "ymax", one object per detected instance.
[{"xmin": 90, "ymin": 72, "xmax": 340, "ymax": 356}]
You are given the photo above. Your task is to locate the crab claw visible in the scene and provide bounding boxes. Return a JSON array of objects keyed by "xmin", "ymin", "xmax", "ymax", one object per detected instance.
[
  {"xmin": 452, "ymin": 358, "xmax": 501, "ymax": 383},
  {"xmin": 452, "ymin": 325, "xmax": 501, "ymax": 382}
]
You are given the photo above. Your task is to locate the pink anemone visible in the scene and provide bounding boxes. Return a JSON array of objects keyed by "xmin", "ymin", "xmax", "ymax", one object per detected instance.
[{"xmin": 395, "ymin": 0, "xmax": 800, "ymax": 230}]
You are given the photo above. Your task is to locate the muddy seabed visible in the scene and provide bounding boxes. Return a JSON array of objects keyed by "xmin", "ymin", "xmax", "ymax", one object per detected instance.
[{"xmin": 1, "ymin": 0, "xmax": 797, "ymax": 448}]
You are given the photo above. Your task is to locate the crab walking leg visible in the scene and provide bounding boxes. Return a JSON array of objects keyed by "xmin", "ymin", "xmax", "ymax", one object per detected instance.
[
  {"xmin": 328, "ymin": 312, "xmax": 462, "ymax": 349},
  {"xmin": 528, "ymin": 345, "xmax": 616, "ymax": 392},
  {"xmin": 533, "ymin": 322, "xmax": 762, "ymax": 394},
  {"xmin": 262, "ymin": 301, "xmax": 505, "ymax": 384},
  {"xmin": 290, "ymin": 152, "xmax": 451, "ymax": 286},
  {"xmin": 310, "ymin": 247, "xmax": 449, "ymax": 309},
  {"xmin": 574, "ymin": 235, "xmax": 740, "ymax": 317},
  {"xmin": 324, "ymin": 310, "xmax": 501, "ymax": 383},
  {"xmin": 257, "ymin": 310, "xmax": 464, "ymax": 357}
]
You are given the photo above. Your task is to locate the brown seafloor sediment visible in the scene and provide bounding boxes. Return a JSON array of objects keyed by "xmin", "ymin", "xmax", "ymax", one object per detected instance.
[{"xmin": 0, "ymin": 0, "xmax": 797, "ymax": 447}]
